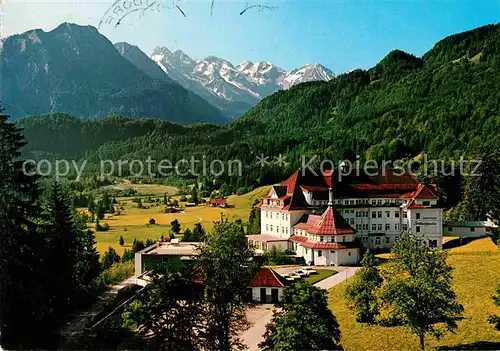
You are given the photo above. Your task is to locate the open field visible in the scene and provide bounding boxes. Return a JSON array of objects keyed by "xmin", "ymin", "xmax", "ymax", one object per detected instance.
[
  {"xmin": 92, "ymin": 184, "xmax": 271, "ymax": 254},
  {"xmin": 328, "ymin": 237, "xmax": 500, "ymax": 350},
  {"xmin": 100, "ymin": 183, "xmax": 179, "ymax": 196}
]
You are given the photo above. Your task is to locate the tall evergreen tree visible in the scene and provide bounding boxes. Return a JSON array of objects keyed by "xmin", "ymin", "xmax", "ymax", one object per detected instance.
[
  {"xmin": 46, "ymin": 180, "xmax": 79, "ymax": 316},
  {"xmin": 192, "ymin": 223, "xmax": 207, "ymax": 242},
  {"xmin": 0, "ymin": 107, "xmax": 47, "ymax": 348}
]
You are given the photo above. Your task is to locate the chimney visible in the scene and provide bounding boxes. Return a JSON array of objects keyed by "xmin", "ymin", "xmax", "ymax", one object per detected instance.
[{"xmin": 328, "ymin": 188, "xmax": 334, "ymax": 206}]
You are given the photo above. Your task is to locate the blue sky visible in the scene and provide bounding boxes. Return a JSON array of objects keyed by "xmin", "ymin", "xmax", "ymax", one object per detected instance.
[{"xmin": 2, "ymin": 0, "xmax": 499, "ymax": 72}]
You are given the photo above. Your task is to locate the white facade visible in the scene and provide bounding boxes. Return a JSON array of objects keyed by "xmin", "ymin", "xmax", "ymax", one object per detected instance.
[{"xmin": 444, "ymin": 221, "xmax": 494, "ymax": 238}]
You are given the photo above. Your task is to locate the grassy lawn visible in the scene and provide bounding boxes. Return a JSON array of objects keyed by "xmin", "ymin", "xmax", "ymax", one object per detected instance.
[
  {"xmin": 91, "ymin": 185, "xmax": 271, "ymax": 255},
  {"xmin": 328, "ymin": 237, "xmax": 500, "ymax": 350},
  {"xmin": 304, "ymin": 269, "xmax": 337, "ymax": 284}
]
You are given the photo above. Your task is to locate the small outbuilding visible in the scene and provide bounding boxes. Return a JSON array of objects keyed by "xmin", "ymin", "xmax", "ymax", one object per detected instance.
[
  {"xmin": 248, "ymin": 267, "xmax": 287, "ymax": 303},
  {"xmin": 209, "ymin": 197, "xmax": 227, "ymax": 208}
]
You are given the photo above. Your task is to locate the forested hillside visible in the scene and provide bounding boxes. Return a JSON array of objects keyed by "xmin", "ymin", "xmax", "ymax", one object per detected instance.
[{"xmin": 17, "ymin": 24, "xmax": 500, "ymax": 191}]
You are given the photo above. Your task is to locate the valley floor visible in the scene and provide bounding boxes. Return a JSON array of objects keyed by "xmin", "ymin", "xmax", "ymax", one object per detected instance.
[{"xmin": 90, "ymin": 185, "xmax": 270, "ymax": 254}]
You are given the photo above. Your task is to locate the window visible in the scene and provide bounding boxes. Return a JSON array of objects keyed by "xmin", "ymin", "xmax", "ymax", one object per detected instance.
[
  {"xmin": 416, "ymin": 213, "xmax": 421, "ymax": 219},
  {"xmin": 356, "ymin": 224, "xmax": 361, "ymax": 230},
  {"xmin": 377, "ymin": 199, "xmax": 382, "ymax": 205},
  {"xmin": 318, "ymin": 250, "xmax": 323, "ymax": 257},
  {"xmin": 286, "ymin": 227, "xmax": 288, "ymax": 234},
  {"xmin": 448, "ymin": 227, "xmax": 453, "ymax": 231},
  {"xmin": 349, "ymin": 218, "xmax": 354, "ymax": 225},
  {"xmin": 429, "ymin": 239, "xmax": 438, "ymax": 248},
  {"xmin": 378, "ymin": 224, "xmax": 382, "ymax": 231},
  {"xmin": 356, "ymin": 211, "xmax": 361, "ymax": 218},
  {"xmin": 348, "ymin": 252, "xmax": 351, "ymax": 256},
  {"xmin": 331, "ymin": 236, "xmax": 335, "ymax": 242},
  {"xmin": 320, "ymin": 236, "xmax": 324, "ymax": 242},
  {"xmin": 416, "ymin": 226, "xmax": 420, "ymax": 233},
  {"xmin": 470, "ymin": 227, "xmax": 475, "ymax": 232},
  {"xmin": 363, "ymin": 224, "xmax": 368, "ymax": 230},
  {"xmin": 378, "ymin": 211, "xmax": 382, "ymax": 218},
  {"xmin": 385, "ymin": 211, "xmax": 390, "ymax": 218},
  {"xmin": 385, "ymin": 223, "xmax": 390, "ymax": 231},
  {"xmin": 276, "ymin": 226, "xmax": 279, "ymax": 233},
  {"xmin": 265, "ymin": 212, "xmax": 268, "ymax": 218},
  {"xmin": 372, "ymin": 212, "xmax": 376, "ymax": 218},
  {"xmin": 402, "ymin": 224, "xmax": 408, "ymax": 231},
  {"xmin": 349, "ymin": 200, "xmax": 355, "ymax": 205},
  {"xmin": 395, "ymin": 224, "xmax": 400, "ymax": 231},
  {"xmin": 270, "ymin": 225, "xmax": 273, "ymax": 231},
  {"xmin": 266, "ymin": 224, "xmax": 269, "ymax": 231},
  {"xmin": 330, "ymin": 250, "xmax": 335, "ymax": 254},
  {"xmin": 342, "ymin": 236, "xmax": 346, "ymax": 242},
  {"xmin": 363, "ymin": 211, "xmax": 368, "ymax": 217},
  {"xmin": 282, "ymin": 213, "xmax": 284, "ymax": 220},
  {"xmin": 375, "ymin": 237, "xmax": 381, "ymax": 245},
  {"xmin": 372, "ymin": 224, "xmax": 377, "ymax": 231},
  {"xmin": 395, "ymin": 211, "xmax": 400, "ymax": 218},
  {"xmin": 423, "ymin": 201, "xmax": 430, "ymax": 206},
  {"xmin": 403, "ymin": 212, "xmax": 407, "ymax": 219},
  {"xmin": 385, "ymin": 236, "xmax": 390, "ymax": 244}
]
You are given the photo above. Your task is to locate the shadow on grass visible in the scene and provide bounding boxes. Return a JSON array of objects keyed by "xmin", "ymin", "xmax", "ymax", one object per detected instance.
[{"xmin": 437, "ymin": 341, "xmax": 500, "ymax": 350}]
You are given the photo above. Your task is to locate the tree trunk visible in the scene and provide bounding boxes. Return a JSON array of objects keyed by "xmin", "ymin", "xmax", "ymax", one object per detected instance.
[{"xmin": 419, "ymin": 333, "xmax": 425, "ymax": 351}]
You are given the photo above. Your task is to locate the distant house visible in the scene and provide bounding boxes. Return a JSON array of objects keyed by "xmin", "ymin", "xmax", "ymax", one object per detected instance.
[
  {"xmin": 209, "ymin": 197, "xmax": 227, "ymax": 208},
  {"xmin": 443, "ymin": 220, "xmax": 497, "ymax": 238},
  {"xmin": 248, "ymin": 267, "xmax": 287, "ymax": 303}
]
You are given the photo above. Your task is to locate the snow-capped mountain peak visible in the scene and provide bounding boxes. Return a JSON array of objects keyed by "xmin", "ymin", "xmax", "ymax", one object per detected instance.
[{"xmin": 147, "ymin": 46, "xmax": 334, "ymax": 118}]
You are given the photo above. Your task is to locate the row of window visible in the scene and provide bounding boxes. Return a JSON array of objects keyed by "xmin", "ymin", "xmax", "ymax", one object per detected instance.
[
  {"xmin": 342, "ymin": 209, "xmax": 407, "ymax": 219},
  {"xmin": 264, "ymin": 211, "xmax": 289, "ymax": 221},
  {"xmin": 361, "ymin": 236, "xmax": 438, "ymax": 248},
  {"xmin": 265, "ymin": 224, "xmax": 289, "ymax": 234},
  {"xmin": 337, "ymin": 198, "xmax": 407, "ymax": 206}
]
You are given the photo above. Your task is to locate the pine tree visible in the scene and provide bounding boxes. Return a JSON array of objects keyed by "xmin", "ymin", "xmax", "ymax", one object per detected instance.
[
  {"xmin": 190, "ymin": 186, "xmax": 199, "ymax": 204},
  {"xmin": 46, "ymin": 180, "xmax": 79, "ymax": 316},
  {"xmin": 192, "ymin": 223, "xmax": 207, "ymax": 242},
  {"xmin": 0, "ymin": 107, "xmax": 47, "ymax": 348},
  {"xmin": 119, "ymin": 235, "xmax": 125, "ymax": 246},
  {"xmin": 183, "ymin": 228, "xmax": 193, "ymax": 242}
]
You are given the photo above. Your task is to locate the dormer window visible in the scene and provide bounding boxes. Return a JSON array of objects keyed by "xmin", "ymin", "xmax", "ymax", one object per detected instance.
[{"xmin": 423, "ymin": 201, "xmax": 430, "ymax": 206}]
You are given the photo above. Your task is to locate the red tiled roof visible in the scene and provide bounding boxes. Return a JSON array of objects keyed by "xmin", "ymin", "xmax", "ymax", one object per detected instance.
[
  {"xmin": 413, "ymin": 184, "xmax": 438, "ymax": 199},
  {"xmin": 294, "ymin": 207, "xmax": 355, "ymax": 235},
  {"xmin": 249, "ymin": 268, "xmax": 286, "ymax": 288},
  {"xmin": 210, "ymin": 198, "xmax": 227, "ymax": 205},
  {"xmin": 289, "ymin": 235, "xmax": 308, "ymax": 243}
]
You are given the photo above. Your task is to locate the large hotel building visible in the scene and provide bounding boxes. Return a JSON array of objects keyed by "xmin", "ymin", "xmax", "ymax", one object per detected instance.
[{"xmin": 247, "ymin": 168, "xmax": 443, "ymax": 266}]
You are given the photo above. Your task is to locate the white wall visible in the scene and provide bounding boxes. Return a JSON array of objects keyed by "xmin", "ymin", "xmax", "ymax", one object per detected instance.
[
  {"xmin": 444, "ymin": 225, "xmax": 487, "ymax": 238},
  {"xmin": 408, "ymin": 208, "xmax": 443, "ymax": 248},
  {"xmin": 312, "ymin": 248, "xmax": 359, "ymax": 266}
]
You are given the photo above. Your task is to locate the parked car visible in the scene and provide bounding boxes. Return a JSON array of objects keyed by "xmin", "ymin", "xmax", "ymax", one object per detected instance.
[
  {"xmin": 302, "ymin": 267, "xmax": 317, "ymax": 274},
  {"xmin": 293, "ymin": 269, "xmax": 310, "ymax": 277}
]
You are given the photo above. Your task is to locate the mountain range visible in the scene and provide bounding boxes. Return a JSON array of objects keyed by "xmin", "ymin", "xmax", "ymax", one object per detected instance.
[
  {"xmin": 18, "ymin": 23, "xmax": 500, "ymax": 192},
  {"xmin": 0, "ymin": 22, "xmax": 335, "ymax": 123},
  {"xmin": 0, "ymin": 23, "xmax": 226, "ymax": 124},
  {"xmin": 148, "ymin": 47, "xmax": 334, "ymax": 117}
]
